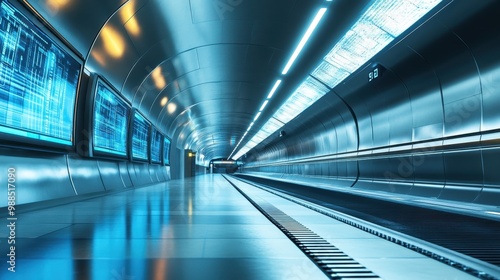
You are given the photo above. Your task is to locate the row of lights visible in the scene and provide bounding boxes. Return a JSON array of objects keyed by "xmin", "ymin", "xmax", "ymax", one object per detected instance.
[
  {"xmin": 229, "ymin": 0, "xmax": 443, "ymax": 160},
  {"xmin": 228, "ymin": 5, "xmax": 329, "ymax": 160}
]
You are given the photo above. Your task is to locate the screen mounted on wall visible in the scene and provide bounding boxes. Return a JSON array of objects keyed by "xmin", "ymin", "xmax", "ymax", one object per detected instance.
[
  {"xmin": 92, "ymin": 77, "xmax": 130, "ymax": 157},
  {"xmin": 163, "ymin": 137, "xmax": 170, "ymax": 165},
  {"xmin": 150, "ymin": 128, "xmax": 162, "ymax": 164},
  {"xmin": 0, "ymin": 0, "xmax": 81, "ymax": 147},
  {"xmin": 131, "ymin": 110, "xmax": 150, "ymax": 161}
]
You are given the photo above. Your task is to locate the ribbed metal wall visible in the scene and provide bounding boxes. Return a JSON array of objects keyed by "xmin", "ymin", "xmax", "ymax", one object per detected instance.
[
  {"xmin": 241, "ymin": 0, "xmax": 500, "ymax": 206},
  {"xmin": 0, "ymin": 148, "xmax": 170, "ymax": 207}
]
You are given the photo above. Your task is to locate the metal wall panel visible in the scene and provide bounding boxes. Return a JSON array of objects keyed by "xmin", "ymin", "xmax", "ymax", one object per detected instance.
[
  {"xmin": 481, "ymin": 148, "xmax": 500, "ymax": 189},
  {"xmin": 67, "ymin": 156, "xmax": 106, "ymax": 195},
  {"xmin": 409, "ymin": 183, "xmax": 444, "ymax": 199},
  {"xmin": 439, "ymin": 150, "xmax": 483, "ymax": 202},
  {"xmin": 349, "ymin": 101, "xmax": 373, "ymax": 150},
  {"xmin": 444, "ymin": 95, "xmax": 482, "ymax": 137},
  {"xmin": 164, "ymin": 166, "xmax": 171, "ymax": 180},
  {"xmin": 358, "ymin": 159, "xmax": 376, "ymax": 180},
  {"xmin": 0, "ymin": 146, "xmax": 171, "ymax": 207},
  {"xmin": 475, "ymin": 148, "xmax": 500, "ymax": 205},
  {"xmin": 127, "ymin": 162, "xmax": 139, "ymax": 186},
  {"xmin": 457, "ymin": 3, "xmax": 500, "ymax": 134},
  {"xmin": 149, "ymin": 165, "xmax": 160, "ymax": 182},
  {"xmin": 129, "ymin": 163, "xmax": 153, "ymax": 187},
  {"xmin": 97, "ymin": 160, "xmax": 125, "ymax": 190},
  {"xmin": 481, "ymin": 66, "xmax": 500, "ymax": 132},
  {"xmin": 410, "ymin": 153, "xmax": 445, "ymax": 184},
  {"xmin": 0, "ymin": 150, "xmax": 75, "ymax": 207},
  {"xmin": 119, "ymin": 161, "xmax": 133, "ymax": 188},
  {"xmin": 388, "ymin": 102, "xmax": 413, "ymax": 145}
]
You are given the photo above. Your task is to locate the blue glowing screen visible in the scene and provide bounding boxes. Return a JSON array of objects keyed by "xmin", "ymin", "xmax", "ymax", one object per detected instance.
[
  {"xmin": 93, "ymin": 79, "xmax": 129, "ymax": 157},
  {"xmin": 0, "ymin": 0, "xmax": 81, "ymax": 146},
  {"xmin": 150, "ymin": 128, "xmax": 162, "ymax": 163},
  {"xmin": 132, "ymin": 111, "xmax": 149, "ymax": 160},
  {"xmin": 163, "ymin": 137, "xmax": 170, "ymax": 165}
]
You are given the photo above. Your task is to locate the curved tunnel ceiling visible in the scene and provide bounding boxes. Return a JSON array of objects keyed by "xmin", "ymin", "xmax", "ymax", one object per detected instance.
[{"xmin": 24, "ymin": 0, "xmax": 388, "ymax": 163}]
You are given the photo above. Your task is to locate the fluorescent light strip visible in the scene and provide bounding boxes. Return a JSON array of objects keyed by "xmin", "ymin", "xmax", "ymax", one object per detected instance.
[
  {"xmin": 228, "ymin": 79, "xmax": 283, "ymax": 159},
  {"xmin": 282, "ymin": 8, "xmax": 327, "ymax": 75},
  {"xmin": 260, "ymin": 100, "xmax": 269, "ymax": 111},
  {"xmin": 268, "ymin": 80, "xmax": 282, "ymax": 98},
  {"xmin": 254, "ymin": 112, "xmax": 261, "ymax": 121},
  {"xmin": 231, "ymin": 0, "xmax": 442, "ymax": 160}
]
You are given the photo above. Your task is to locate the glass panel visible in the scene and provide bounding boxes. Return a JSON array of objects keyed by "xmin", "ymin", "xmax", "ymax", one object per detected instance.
[{"xmin": 311, "ymin": 61, "xmax": 351, "ymax": 88}]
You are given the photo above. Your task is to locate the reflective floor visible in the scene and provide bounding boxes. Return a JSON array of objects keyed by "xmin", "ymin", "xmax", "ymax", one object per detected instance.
[{"xmin": 0, "ymin": 175, "xmax": 327, "ymax": 280}]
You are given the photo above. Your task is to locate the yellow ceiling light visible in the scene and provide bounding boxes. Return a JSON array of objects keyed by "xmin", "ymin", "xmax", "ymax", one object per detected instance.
[
  {"xmin": 167, "ymin": 103, "xmax": 177, "ymax": 114},
  {"xmin": 120, "ymin": 1, "xmax": 141, "ymax": 36},
  {"xmin": 101, "ymin": 26, "xmax": 125, "ymax": 58},
  {"xmin": 160, "ymin": 97, "xmax": 168, "ymax": 107},
  {"xmin": 91, "ymin": 50, "xmax": 106, "ymax": 66},
  {"xmin": 152, "ymin": 66, "xmax": 167, "ymax": 90},
  {"xmin": 46, "ymin": 0, "xmax": 70, "ymax": 11}
]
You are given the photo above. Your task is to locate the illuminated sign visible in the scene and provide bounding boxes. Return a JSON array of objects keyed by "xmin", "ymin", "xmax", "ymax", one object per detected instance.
[{"xmin": 368, "ymin": 64, "xmax": 384, "ymax": 82}]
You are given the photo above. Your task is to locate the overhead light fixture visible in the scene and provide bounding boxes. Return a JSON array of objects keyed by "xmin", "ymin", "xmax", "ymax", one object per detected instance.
[
  {"xmin": 259, "ymin": 100, "xmax": 269, "ymax": 111},
  {"xmin": 231, "ymin": 77, "xmax": 329, "ymax": 160},
  {"xmin": 228, "ymin": 78, "xmax": 282, "ymax": 159},
  {"xmin": 254, "ymin": 112, "xmax": 261, "ymax": 121},
  {"xmin": 228, "ymin": 8, "xmax": 328, "ymax": 159},
  {"xmin": 160, "ymin": 97, "xmax": 168, "ymax": 107},
  {"xmin": 231, "ymin": 0, "xmax": 442, "ymax": 160},
  {"xmin": 267, "ymin": 80, "xmax": 282, "ymax": 99},
  {"xmin": 101, "ymin": 26, "xmax": 125, "ymax": 58},
  {"xmin": 312, "ymin": 0, "xmax": 442, "ymax": 88},
  {"xmin": 282, "ymin": 8, "xmax": 327, "ymax": 75}
]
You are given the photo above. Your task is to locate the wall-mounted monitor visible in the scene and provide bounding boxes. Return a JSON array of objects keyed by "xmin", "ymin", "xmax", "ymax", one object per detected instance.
[
  {"xmin": 130, "ymin": 109, "xmax": 150, "ymax": 161},
  {"xmin": 163, "ymin": 137, "xmax": 171, "ymax": 165},
  {"xmin": 0, "ymin": 0, "xmax": 81, "ymax": 148},
  {"xmin": 150, "ymin": 127, "xmax": 163, "ymax": 164},
  {"xmin": 91, "ymin": 76, "xmax": 130, "ymax": 158}
]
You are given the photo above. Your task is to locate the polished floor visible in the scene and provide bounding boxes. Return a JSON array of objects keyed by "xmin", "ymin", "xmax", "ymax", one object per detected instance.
[
  {"xmin": 0, "ymin": 175, "xmax": 480, "ymax": 279},
  {"xmin": 0, "ymin": 175, "xmax": 326, "ymax": 280}
]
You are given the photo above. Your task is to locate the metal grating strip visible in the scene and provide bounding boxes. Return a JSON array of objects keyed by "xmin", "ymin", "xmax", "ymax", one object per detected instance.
[{"xmin": 223, "ymin": 175, "xmax": 381, "ymax": 280}]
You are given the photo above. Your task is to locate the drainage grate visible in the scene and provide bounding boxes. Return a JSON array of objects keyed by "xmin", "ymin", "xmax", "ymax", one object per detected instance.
[{"xmin": 224, "ymin": 175, "xmax": 381, "ymax": 280}]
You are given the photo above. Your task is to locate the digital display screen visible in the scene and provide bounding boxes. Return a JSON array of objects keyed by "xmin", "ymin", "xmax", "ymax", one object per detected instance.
[
  {"xmin": 163, "ymin": 137, "xmax": 170, "ymax": 165},
  {"xmin": 131, "ymin": 111, "xmax": 149, "ymax": 160},
  {"xmin": 0, "ymin": 0, "xmax": 81, "ymax": 146},
  {"xmin": 150, "ymin": 128, "xmax": 162, "ymax": 163},
  {"xmin": 93, "ymin": 78, "xmax": 129, "ymax": 157}
]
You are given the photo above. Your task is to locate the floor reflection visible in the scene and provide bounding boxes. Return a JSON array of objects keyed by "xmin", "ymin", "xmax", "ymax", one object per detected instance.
[{"xmin": 0, "ymin": 175, "xmax": 327, "ymax": 280}]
